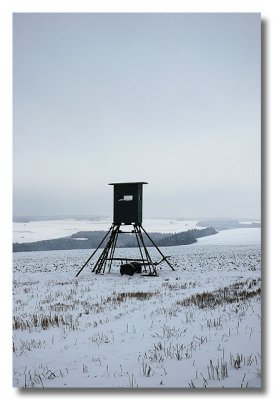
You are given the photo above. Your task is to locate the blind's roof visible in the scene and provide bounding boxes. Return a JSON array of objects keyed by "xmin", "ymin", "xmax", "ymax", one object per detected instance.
[{"xmin": 109, "ymin": 182, "xmax": 148, "ymax": 186}]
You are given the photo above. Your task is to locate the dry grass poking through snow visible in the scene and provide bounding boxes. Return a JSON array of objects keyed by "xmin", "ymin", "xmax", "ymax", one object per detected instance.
[
  {"xmin": 112, "ymin": 291, "xmax": 157, "ymax": 302},
  {"xmin": 13, "ymin": 245, "xmax": 261, "ymax": 388},
  {"xmin": 176, "ymin": 279, "xmax": 261, "ymax": 309}
]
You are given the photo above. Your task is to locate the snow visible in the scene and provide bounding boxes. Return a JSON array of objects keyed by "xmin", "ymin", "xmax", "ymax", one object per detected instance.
[
  {"xmin": 192, "ymin": 228, "xmax": 261, "ymax": 246},
  {"xmin": 13, "ymin": 243, "xmax": 261, "ymax": 388},
  {"xmin": 13, "ymin": 218, "xmax": 201, "ymax": 243}
]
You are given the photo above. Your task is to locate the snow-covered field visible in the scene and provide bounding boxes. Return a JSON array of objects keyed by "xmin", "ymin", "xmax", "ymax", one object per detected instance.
[
  {"xmin": 13, "ymin": 218, "xmax": 202, "ymax": 243},
  {"xmin": 13, "ymin": 241, "xmax": 261, "ymax": 388}
]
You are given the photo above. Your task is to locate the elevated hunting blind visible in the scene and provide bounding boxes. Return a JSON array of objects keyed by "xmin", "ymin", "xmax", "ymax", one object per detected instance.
[
  {"xmin": 76, "ymin": 182, "xmax": 174, "ymax": 277},
  {"xmin": 111, "ymin": 182, "xmax": 146, "ymax": 225}
]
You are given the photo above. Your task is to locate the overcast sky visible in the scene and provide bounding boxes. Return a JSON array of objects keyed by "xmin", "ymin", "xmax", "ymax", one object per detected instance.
[{"xmin": 13, "ymin": 13, "xmax": 260, "ymax": 219}]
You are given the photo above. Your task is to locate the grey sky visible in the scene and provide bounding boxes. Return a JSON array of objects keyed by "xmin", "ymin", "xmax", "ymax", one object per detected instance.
[{"xmin": 13, "ymin": 13, "xmax": 261, "ymax": 219}]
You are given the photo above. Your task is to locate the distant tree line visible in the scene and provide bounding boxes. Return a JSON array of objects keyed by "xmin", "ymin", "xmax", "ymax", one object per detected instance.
[
  {"xmin": 13, "ymin": 227, "xmax": 217, "ymax": 253},
  {"xmin": 156, "ymin": 228, "xmax": 217, "ymax": 246}
]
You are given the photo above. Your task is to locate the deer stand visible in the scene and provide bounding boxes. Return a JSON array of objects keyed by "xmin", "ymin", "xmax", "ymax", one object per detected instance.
[
  {"xmin": 75, "ymin": 223, "xmax": 175, "ymax": 277},
  {"xmin": 75, "ymin": 182, "xmax": 175, "ymax": 277}
]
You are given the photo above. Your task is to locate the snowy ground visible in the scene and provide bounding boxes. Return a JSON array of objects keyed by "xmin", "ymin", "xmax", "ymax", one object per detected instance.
[
  {"xmin": 13, "ymin": 241, "xmax": 261, "ymax": 388},
  {"xmin": 13, "ymin": 218, "xmax": 201, "ymax": 243},
  {"xmin": 191, "ymin": 228, "xmax": 260, "ymax": 246}
]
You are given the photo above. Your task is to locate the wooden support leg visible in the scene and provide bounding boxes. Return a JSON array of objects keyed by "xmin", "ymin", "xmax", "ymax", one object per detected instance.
[
  {"xmin": 135, "ymin": 225, "xmax": 157, "ymax": 276},
  {"xmin": 140, "ymin": 225, "xmax": 175, "ymax": 271},
  {"xmin": 133, "ymin": 224, "xmax": 147, "ymax": 273},
  {"xmin": 75, "ymin": 225, "xmax": 113, "ymax": 277},
  {"xmin": 104, "ymin": 225, "xmax": 119, "ymax": 273},
  {"xmin": 93, "ymin": 226, "xmax": 117, "ymax": 274},
  {"xmin": 107, "ymin": 225, "xmax": 120, "ymax": 273},
  {"xmin": 96, "ymin": 224, "xmax": 121, "ymax": 274}
]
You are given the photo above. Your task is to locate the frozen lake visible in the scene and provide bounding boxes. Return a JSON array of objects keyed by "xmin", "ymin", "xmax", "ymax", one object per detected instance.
[
  {"xmin": 13, "ymin": 218, "xmax": 202, "ymax": 243},
  {"xmin": 13, "ymin": 218, "xmax": 261, "ymax": 247},
  {"xmin": 191, "ymin": 228, "xmax": 261, "ymax": 246}
]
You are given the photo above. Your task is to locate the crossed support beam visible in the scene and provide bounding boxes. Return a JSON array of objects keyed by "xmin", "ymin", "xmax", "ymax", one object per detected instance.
[{"xmin": 75, "ymin": 224, "xmax": 175, "ymax": 277}]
